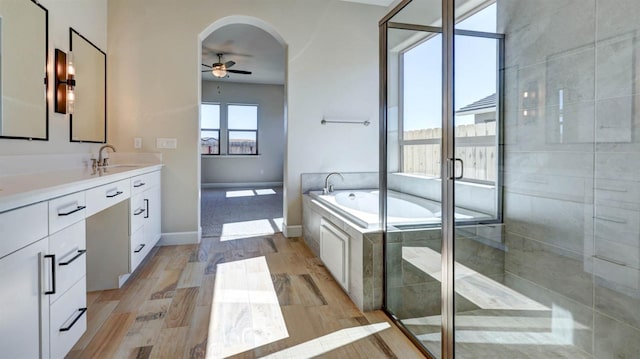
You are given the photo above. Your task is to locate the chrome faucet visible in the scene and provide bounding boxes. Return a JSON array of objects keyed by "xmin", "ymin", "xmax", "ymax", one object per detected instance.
[
  {"xmin": 96, "ymin": 144, "xmax": 117, "ymax": 167},
  {"xmin": 323, "ymin": 172, "xmax": 344, "ymax": 195}
]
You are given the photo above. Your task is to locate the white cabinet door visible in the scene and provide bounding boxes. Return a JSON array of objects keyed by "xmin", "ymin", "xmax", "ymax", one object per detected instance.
[
  {"xmin": 144, "ymin": 185, "xmax": 162, "ymax": 248},
  {"xmin": 320, "ymin": 219, "xmax": 349, "ymax": 291},
  {"xmin": 0, "ymin": 238, "xmax": 48, "ymax": 358}
]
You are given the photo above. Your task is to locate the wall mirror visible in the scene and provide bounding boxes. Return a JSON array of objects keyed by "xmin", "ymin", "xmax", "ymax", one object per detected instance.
[
  {"xmin": 0, "ymin": 0, "xmax": 48, "ymax": 140},
  {"xmin": 70, "ymin": 28, "xmax": 106, "ymax": 143}
]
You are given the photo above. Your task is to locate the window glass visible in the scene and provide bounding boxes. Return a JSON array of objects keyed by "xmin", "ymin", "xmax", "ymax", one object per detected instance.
[
  {"xmin": 228, "ymin": 131, "xmax": 257, "ymax": 155},
  {"xmin": 228, "ymin": 105, "xmax": 257, "ymax": 130}
]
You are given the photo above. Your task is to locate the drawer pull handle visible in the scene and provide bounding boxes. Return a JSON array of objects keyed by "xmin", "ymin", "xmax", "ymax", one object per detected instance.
[
  {"xmin": 134, "ymin": 208, "xmax": 146, "ymax": 216},
  {"xmin": 59, "ymin": 250, "xmax": 87, "ymax": 266},
  {"xmin": 60, "ymin": 308, "xmax": 87, "ymax": 332},
  {"xmin": 44, "ymin": 254, "xmax": 56, "ymax": 295},
  {"xmin": 134, "ymin": 244, "xmax": 146, "ymax": 253},
  {"xmin": 144, "ymin": 199, "xmax": 149, "ymax": 219},
  {"xmin": 58, "ymin": 206, "xmax": 86, "ymax": 216},
  {"xmin": 106, "ymin": 191, "xmax": 123, "ymax": 198},
  {"xmin": 134, "ymin": 182, "xmax": 146, "ymax": 188}
]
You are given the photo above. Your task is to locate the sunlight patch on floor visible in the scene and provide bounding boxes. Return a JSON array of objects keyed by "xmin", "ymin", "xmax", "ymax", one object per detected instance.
[
  {"xmin": 259, "ymin": 322, "xmax": 391, "ymax": 359},
  {"xmin": 207, "ymin": 256, "xmax": 289, "ymax": 358},
  {"xmin": 402, "ymin": 247, "xmax": 547, "ymax": 311},
  {"xmin": 255, "ymin": 189, "xmax": 277, "ymax": 195},
  {"xmin": 220, "ymin": 218, "xmax": 284, "ymax": 241},
  {"xmin": 226, "ymin": 190, "xmax": 256, "ymax": 198}
]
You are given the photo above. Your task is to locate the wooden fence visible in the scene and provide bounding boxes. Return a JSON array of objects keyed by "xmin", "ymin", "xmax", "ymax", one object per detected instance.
[{"xmin": 402, "ymin": 121, "xmax": 497, "ymax": 182}]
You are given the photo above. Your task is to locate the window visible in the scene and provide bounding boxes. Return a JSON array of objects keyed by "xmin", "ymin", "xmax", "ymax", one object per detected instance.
[
  {"xmin": 201, "ymin": 103, "xmax": 220, "ymax": 155},
  {"xmin": 200, "ymin": 103, "xmax": 259, "ymax": 156},
  {"xmin": 227, "ymin": 104, "xmax": 258, "ymax": 155},
  {"xmin": 399, "ymin": 3, "xmax": 498, "ymax": 184}
]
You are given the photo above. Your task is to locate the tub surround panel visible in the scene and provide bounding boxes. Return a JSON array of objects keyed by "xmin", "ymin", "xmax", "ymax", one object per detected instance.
[{"xmin": 302, "ymin": 194, "xmax": 382, "ymax": 311}]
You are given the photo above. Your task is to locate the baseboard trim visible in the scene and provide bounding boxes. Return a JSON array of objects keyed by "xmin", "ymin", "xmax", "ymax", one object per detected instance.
[
  {"xmin": 159, "ymin": 231, "xmax": 200, "ymax": 245},
  {"xmin": 201, "ymin": 181, "xmax": 283, "ymax": 189},
  {"xmin": 284, "ymin": 225, "xmax": 302, "ymax": 238}
]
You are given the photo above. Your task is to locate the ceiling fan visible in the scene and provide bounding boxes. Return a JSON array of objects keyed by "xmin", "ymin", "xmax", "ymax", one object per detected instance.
[{"xmin": 202, "ymin": 53, "xmax": 252, "ymax": 78}]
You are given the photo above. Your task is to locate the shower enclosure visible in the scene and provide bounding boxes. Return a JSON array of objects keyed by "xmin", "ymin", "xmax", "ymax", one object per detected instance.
[{"xmin": 381, "ymin": 0, "xmax": 640, "ymax": 358}]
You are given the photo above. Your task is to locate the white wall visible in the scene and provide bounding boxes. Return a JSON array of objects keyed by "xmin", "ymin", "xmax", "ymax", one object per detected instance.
[
  {"xmin": 107, "ymin": 0, "xmax": 384, "ymax": 240},
  {"xmin": 201, "ymin": 81, "xmax": 284, "ymax": 185},
  {"xmin": 0, "ymin": 0, "xmax": 107, "ymax": 156}
]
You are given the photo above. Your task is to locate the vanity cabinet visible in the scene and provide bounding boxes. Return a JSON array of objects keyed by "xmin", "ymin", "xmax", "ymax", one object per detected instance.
[
  {"xmin": 0, "ymin": 164, "xmax": 162, "ymax": 357},
  {"xmin": 0, "ymin": 196, "xmax": 87, "ymax": 359},
  {"xmin": 129, "ymin": 171, "xmax": 161, "ymax": 273},
  {"xmin": 0, "ymin": 202, "xmax": 49, "ymax": 358}
]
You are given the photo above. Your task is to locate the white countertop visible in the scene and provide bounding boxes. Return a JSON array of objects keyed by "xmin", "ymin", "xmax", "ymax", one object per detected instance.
[{"xmin": 0, "ymin": 164, "xmax": 163, "ymax": 213}]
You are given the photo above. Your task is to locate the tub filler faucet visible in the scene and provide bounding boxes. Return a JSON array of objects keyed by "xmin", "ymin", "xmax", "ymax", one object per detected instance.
[{"xmin": 323, "ymin": 172, "xmax": 344, "ymax": 194}]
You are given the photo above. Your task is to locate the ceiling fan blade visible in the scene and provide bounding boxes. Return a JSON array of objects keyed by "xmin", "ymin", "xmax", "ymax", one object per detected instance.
[
  {"xmin": 227, "ymin": 69, "xmax": 252, "ymax": 75},
  {"xmin": 202, "ymin": 70, "xmax": 213, "ymax": 72},
  {"xmin": 201, "ymin": 63, "xmax": 212, "ymax": 68},
  {"xmin": 224, "ymin": 60, "xmax": 236, "ymax": 68}
]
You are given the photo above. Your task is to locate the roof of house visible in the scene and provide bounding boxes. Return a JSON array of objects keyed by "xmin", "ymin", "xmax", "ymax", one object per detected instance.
[{"xmin": 456, "ymin": 93, "xmax": 496, "ymax": 115}]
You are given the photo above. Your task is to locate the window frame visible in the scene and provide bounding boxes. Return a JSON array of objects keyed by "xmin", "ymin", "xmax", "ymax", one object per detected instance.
[
  {"xmin": 200, "ymin": 102, "xmax": 221, "ymax": 155},
  {"xmin": 226, "ymin": 103, "xmax": 259, "ymax": 156},
  {"xmin": 397, "ymin": 32, "xmax": 499, "ymax": 186}
]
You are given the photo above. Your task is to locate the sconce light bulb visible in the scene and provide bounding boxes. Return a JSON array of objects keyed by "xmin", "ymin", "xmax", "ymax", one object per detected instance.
[
  {"xmin": 68, "ymin": 64, "xmax": 75, "ymax": 76},
  {"xmin": 523, "ymin": 109, "xmax": 528, "ymax": 116},
  {"xmin": 67, "ymin": 89, "xmax": 75, "ymax": 102},
  {"xmin": 523, "ymin": 91, "xmax": 529, "ymax": 98}
]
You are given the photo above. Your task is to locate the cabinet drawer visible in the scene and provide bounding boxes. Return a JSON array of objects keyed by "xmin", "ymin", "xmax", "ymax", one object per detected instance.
[
  {"xmin": 49, "ymin": 221, "xmax": 86, "ymax": 304},
  {"xmin": 49, "ymin": 191, "xmax": 86, "ymax": 234},
  {"xmin": 130, "ymin": 193, "xmax": 146, "ymax": 234},
  {"xmin": 85, "ymin": 179, "xmax": 131, "ymax": 217},
  {"xmin": 131, "ymin": 171, "xmax": 161, "ymax": 196},
  {"xmin": 130, "ymin": 226, "xmax": 149, "ymax": 272},
  {"xmin": 0, "ymin": 202, "xmax": 48, "ymax": 259},
  {"xmin": 50, "ymin": 278, "xmax": 86, "ymax": 359}
]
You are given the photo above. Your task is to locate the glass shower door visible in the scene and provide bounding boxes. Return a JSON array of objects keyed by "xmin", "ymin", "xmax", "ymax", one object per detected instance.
[{"xmin": 382, "ymin": 1, "xmax": 444, "ymax": 357}]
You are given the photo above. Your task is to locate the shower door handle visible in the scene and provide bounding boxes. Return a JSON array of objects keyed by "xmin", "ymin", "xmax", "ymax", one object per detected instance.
[{"xmin": 448, "ymin": 158, "xmax": 464, "ymax": 180}]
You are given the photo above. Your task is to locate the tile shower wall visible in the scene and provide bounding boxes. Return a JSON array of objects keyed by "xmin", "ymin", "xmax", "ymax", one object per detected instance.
[{"xmin": 501, "ymin": 0, "xmax": 640, "ymax": 356}]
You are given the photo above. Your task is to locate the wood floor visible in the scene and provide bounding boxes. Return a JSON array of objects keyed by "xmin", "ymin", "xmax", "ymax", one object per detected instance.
[{"xmin": 67, "ymin": 234, "xmax": 426, "ymax": 358}]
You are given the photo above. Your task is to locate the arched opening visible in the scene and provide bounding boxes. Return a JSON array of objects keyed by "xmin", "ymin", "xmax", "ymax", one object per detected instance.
[{"xmin": 197, "ymin": 16, "xmax": 288, "ymax": 241}]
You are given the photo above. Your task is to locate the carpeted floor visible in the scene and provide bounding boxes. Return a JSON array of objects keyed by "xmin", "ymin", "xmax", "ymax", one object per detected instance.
[{"xmin": 200, "ymin": 186, "xmax": 284, "ymax": 238}]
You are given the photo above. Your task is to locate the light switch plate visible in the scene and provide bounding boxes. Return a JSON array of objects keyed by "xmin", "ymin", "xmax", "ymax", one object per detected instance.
[
  {"xmin": 134, "ymin": 137, "xmax": 142, "ymax": 149},
  {"xmin": 156, "ymin": 138, "xmax": 178, "ymax": 149}
]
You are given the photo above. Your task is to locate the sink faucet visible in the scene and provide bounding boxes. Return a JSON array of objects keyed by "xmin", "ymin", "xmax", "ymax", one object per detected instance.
[
  {"xmin": 323, "ymin": 172, "xmax": 344, "ymax": 195},
  {"xmin": 97, "ymin": 144, "xmax": 117, "ymax": 167}
]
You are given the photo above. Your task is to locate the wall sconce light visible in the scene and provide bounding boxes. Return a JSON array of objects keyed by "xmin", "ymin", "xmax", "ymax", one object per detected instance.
[{"xmin": 54, "ymin": 49, "xmax": 76, "ymax": 114}]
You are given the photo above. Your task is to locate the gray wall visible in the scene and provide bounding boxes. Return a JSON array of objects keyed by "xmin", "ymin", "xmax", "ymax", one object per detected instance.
[
  {"xmin": 500, "ymin": 0, "xmax": 640, "ymax": 356},
  {"xmin": 201, "ymin": 81, "xmax": 284, "ymax": 185}
]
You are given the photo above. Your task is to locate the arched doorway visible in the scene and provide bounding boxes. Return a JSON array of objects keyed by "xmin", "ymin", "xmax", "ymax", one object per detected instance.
[{"xmin": 197, "ymin": 17, "xmax": 288, "ymax": 240}]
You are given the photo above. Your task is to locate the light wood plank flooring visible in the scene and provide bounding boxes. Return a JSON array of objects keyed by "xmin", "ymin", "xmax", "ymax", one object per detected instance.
[{"xmin": 67, "ymin": 234, "xmax": 425, "ymax": 358}]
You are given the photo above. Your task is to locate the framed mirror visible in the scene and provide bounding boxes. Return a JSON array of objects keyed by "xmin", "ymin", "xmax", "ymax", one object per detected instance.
[
  {"xmin": 0, "ymin": 0, "xmax": 48, "ymax": 140},
  {"xmin": 70, "ymin": 28, "xmax": 106, "ymax": 143}
]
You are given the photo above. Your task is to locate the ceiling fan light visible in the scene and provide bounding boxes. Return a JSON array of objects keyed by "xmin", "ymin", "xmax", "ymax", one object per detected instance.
[{"xmin": 212, "ymin": 66, "xmax": 227, "ymax": 78}]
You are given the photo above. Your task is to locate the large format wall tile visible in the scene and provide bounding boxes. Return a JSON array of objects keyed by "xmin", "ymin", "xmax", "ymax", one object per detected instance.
[
  {"xmin": 503, "ymin": 273, "xmax": 594, "ymax": 355},
  {"xmin": 594, "ymin": 260, "xmax": 640, "ymax": 328},
  {"xmin": 505, "ymin": 233, "xmax": 593, "ymax": 306},
  {"xmin": 499, "ymin": 0, "xmax": 596, "ymax": 68},
  {"xmin": 594, "ymin": 312, "xmax": 640, "ymax": 358},
  {"xmin": 504, "ymin": 192, "xmax": 592, "ymax": 253}
]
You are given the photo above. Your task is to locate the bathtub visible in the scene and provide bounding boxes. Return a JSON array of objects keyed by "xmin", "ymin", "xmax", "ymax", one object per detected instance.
[{"xmin": 310, "ymin": 190, "xmax": 465, "ymax": 228}]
